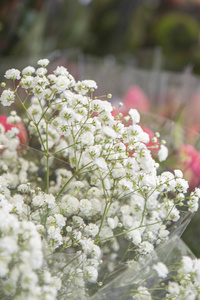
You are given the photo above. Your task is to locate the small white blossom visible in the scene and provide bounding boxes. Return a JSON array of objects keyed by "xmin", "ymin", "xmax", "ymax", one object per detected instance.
[
  {"xmin": 0, "ymin": 90, "xmax": 15, "ymax": 106},
  {"xmin": 158, "ymin": 144, "xmax": 168, "ymax": 162},
  {"xmin": 45, "ymin": 194, "xmax": 55, "ymax": 208},
  {"xmin": 54, "ymin": 214, "xmax": 66, "ymax": 228},
  {"xmin": 139, "ymin": 241, "xmax": 154, "ymax": 254},
  {"xmin": 79, "ymin": 199, "xmax": 92, "ymax": 215},
  {"xmin": 134, "ymin": 286, "xmax": 152, "ymax": 300},
  {"xmin": 54, "ymin": 66, "xmax": 69, "ymax": 76},
  {"xmin": 179, "ymin": 256, "xmax": 194, "ymax": 274},
  {"xmin": 4, "ymin": 68, "xmax": 21, "ymax": 80},
  {"xmin": 168, "ymin": 282, "xmax": 180, "ymax": 296},
  {"xmin": 84, "ymin": 223, "xmax": 99, "ymax": 237},
  {"xmin": 85, "ymin": 266, "xmax": 98, "ymax": 282},
  {"xmin": 129, "ymin": 108, "xmax": 140, "ymax": 124},
  {"xmin": 32, "ymin": 195, "xmax": 44, "ymax": 207},
  {"xmin": 62, "ymin": 195, "xmax": 79, "ymax": 215},
  {"xmin": 22, "ymin": 66, "xmax": 35, "ymax": 75},
  {"xmin": 37, "ymin": 58, "xmax": 50, "ymax": 67},
  {"xmin": 75, "ymin": 79, "xmax": 97, "ymax": 94},
  {"xmin": 79, "ymin": 131, "xmax": 94, "ymax": 146},
  {"xmin": 153, "ymin": 262, "xmax": 168, "ymax": 278},
  {"xmin": 53, "ymin": 75, "xmax": 71, "ymax": 92},
  {"xmin": 174, "ymin": 169, "xmax": 183, "ymax": 178},
  {"xmin": 94, "ymin": 157, "xmax": 108, "ymax": 171}
]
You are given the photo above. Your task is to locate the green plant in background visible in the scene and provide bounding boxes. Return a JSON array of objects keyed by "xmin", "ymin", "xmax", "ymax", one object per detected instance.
[
  {"xmin": 0, "ymin": 0, "xmax": 47, "ymax": 57},
  {"xmin": 2, "ymin": 0, "xmax": 200, "ymax": 73},
  {"xmin": 152, "ymin": 12, "xmax": 200, "ymax": 71}
]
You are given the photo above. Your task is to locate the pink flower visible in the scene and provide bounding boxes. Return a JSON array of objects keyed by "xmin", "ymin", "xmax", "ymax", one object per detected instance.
[
  {"xmin": 112, "ymin": 86, "xmax": 150, "ymax": 123},
  {"xmin": 123, "ymin": 86, "xmax": 150, "ymax": 112},
  {"xmin": 178, "ymin": 144, "xmax": 200, "ymax": 190}
]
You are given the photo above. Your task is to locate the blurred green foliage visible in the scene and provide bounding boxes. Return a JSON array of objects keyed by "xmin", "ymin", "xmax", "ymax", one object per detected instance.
[
  {"xmin": 1, "ymin": 0, "xmax": 200, "ymax": 73},
  {"xmin": 152, "ymin": 12, "xmax": 200, "ymax": 71}
]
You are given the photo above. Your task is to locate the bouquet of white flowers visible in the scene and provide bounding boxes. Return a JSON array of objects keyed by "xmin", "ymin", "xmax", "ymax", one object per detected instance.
[{"xmin": 0, "ymin": 58, "xmax": 199, "ymax": 299}]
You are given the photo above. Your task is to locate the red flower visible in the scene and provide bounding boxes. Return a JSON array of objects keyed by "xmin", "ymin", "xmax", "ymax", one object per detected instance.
[
  {"xmin": 0, "ymin": 114, "xmax": 28, "ymax": 145},
  {"xmin": 178, "ymin": 144, "xmax": 200, "ymax": 190}
]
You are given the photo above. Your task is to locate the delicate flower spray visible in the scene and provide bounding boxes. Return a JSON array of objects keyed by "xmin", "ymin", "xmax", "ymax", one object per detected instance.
[{"xmin": 0, "ymin": 59, "xmax": 200, "ymax": 299}]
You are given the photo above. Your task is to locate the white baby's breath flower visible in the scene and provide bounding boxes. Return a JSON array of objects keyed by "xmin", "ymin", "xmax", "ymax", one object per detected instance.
[
  {"xmin": 188, "ymin": 197, "xmax": 199, "ymax": 212},
  {"xmin": 79, "ymin": 131, "xmax": 94, "ymax": 146},
  {"xmin": 17, "ymin": 183, "xmax": 31, "ymax": 193},
  {"xmin": 62, "ymin": 195, "xmax": 79, "ymax": 215},
  {"xmin": 102, "ymin": 126, "xmax": 118, "ymax": 139},
  {"xmin": 5, "ymin": 68, "xmax": 21, "ymax": 80},
  {"xmin": 54, "ymin": 66, "xmax": 69, "ymax": 76},
  {"xmin": 37, "ymin": 58, "xmax": 50, "ymax": 67},
  {"xmin": 92, "ymin": 99, "xmax": 113, "ymax": 113},
  {"xmin": 36, "ymin": 67, "xmax": 48, "ymax": 76},
  {"xmin": 5, "ymin": 127, "xmax": 19, "ymax": 138},
  {"xmin": 176, "ymin": 178, "xmax": 189, "ymax": 193},
  {"xmin": 129, "ymin": 108, "xmax": 140, "ymax": 124},
  {"xmin": 139, "ymin": 241, "xmax": 154, "ymax": 254},
  {"xmin": 32, "ymin": 195, "xmax": 44, "ymax": 207},
  {"xmin": 158, "ymin": 144, "xmax": 168, "ymax": 162},
  {"xmin": 47, "ymin": 226, "xmax": 62, "ymax": 247},
  {"xmin": 174, "ymin": 169, "xmax": 183, "ymax": 178},
  {"xmin": 0, "ymin": 90, "xmax": 15, "ymax": 106},
  {"xmin": 134, "ymin": 286, "xmax": 152, "ymax": 300},
  {"xmin": 22, "ymin": 66, "xmax": 35, "ymax": 75},
  {"xmin": 87, "ymin": 145, "xmax": 101, "ymax": 159},
  {"xmin": 107, "ymin": 216, "xmax": 118, "ymax": 230},
  {"xmin": 75, "ymin": 79, "xmax": 97, "ymax": 94},
  {"xmin": 54, "ymin": 214, "xmax": 66, "ymax": 228},
  {"xmin": 179, "ymin": 256, "xmax": 194, "ymax": 274},
  {"xmin": 53, "ymin": 75, "xmax": 70, "ymax": 92},
  {"xmin": 85, "ymin": 265, "xmax": 98, "ymax": 283},
  {"xmin": 167, "ymin": 282, "xmax": 180, "ymax": 296},
  {"xmin": 72, "ymin": 216, "xmax": 85, "ymax": 227},
  {"xmin": 79, "ymin": 199, "xmax": 92, "ymax": 215},
  {"xmin": 84, "ymin": 223, "xmax": 99, "ymax": 237},
  {"xmin": 45, "ymin": 194, "xmax": 55, "ymax": 208},
  {"xmin": 94, "ymin": 157, "xmax": 108, "ymax": 171},
  {"xmin": 20, "ymin": 75, "xmax": 34, "ymax": 89},
  {"xmin": 90, "ymin": 198, "xmax": 102, "ymax": 213},
  {"xmin": 81, "ymin": 79, "xmax": 97, "ymax": 90},
  {"xmin": 153, "ymin": 262, "xmax": 168, "ymax": 278},
  {"xmin": 128, "ymin": 229, "xmax": 142, "ymax": 245},
  {"xmin": 7, "ymin": 112, "xmax": 21, "ymax": 124}
]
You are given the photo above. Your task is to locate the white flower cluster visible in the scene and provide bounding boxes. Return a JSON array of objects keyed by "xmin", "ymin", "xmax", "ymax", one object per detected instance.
[
  {"xmin": 152, "ymin": 256, "xmax": 200, "ymax": 300},
  {"xmin": 132, "ymin": 255, "xmax": 200, "ymax": 299},
  {"xmin": 0, "ymin": 59, "xmax": 199, "ymax": 299},
  {"xmin": 0, "ymin": 181, "xmax": 60, "ymax": 299}
]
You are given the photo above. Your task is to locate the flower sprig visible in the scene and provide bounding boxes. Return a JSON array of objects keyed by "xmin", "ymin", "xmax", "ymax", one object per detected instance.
[{"xmin": 0, "ymin": 59, "xmax": 199, "ymax": 299}]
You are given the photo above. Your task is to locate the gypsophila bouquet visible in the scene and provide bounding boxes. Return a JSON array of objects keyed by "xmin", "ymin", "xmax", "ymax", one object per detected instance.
[{"xmin": 0, "ymin": 58, "xmax": 200, "ymax": 300}]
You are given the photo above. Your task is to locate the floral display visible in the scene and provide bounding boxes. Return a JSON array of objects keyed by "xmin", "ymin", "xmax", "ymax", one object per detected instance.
[
  {"xmin": 114, "ymin": 84, "xmax": 200, "ymax": 192},
  {"xmin": 0, "ymin": 59, "xmax": 200, "ymax": 299}
]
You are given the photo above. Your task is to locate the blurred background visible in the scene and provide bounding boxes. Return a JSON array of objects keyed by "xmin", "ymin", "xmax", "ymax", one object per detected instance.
[
  {"xmin": 1, "ymin": 0, "xmax": 200, "ymax": 256},
  {"xmin": 1, "ymin": 0, "xmax": 200, "ymax": 73}
]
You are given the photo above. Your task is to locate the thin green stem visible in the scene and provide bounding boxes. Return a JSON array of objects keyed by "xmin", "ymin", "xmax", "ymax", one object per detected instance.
[
  {"xmin": 55, "ymin": 161, "xmax": 94, "ymax": 201},
  {"xmin": 55, "ymin": 171, "xmax": 78, "ymax": 201}
]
